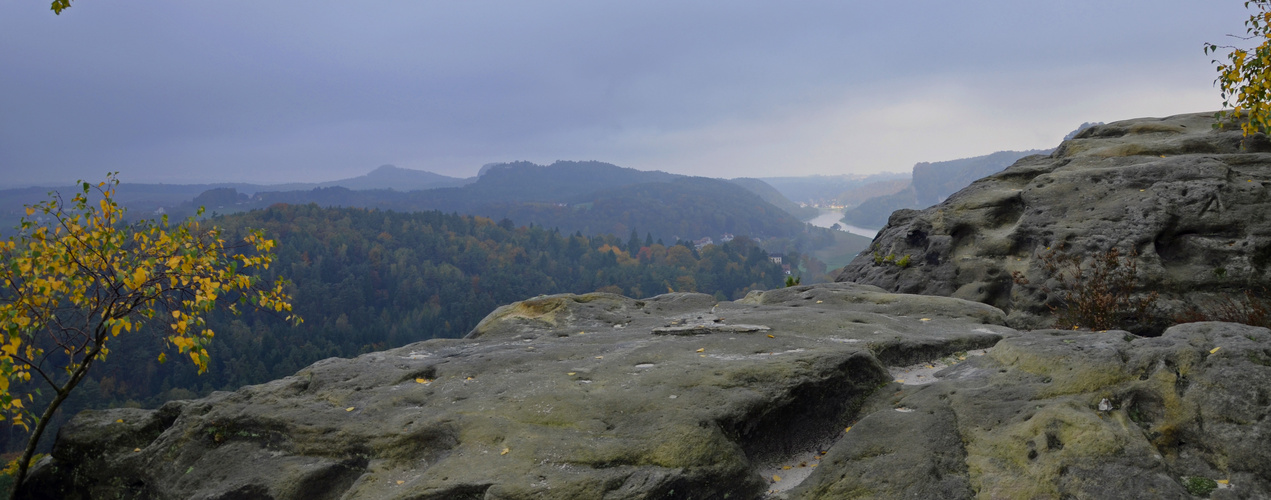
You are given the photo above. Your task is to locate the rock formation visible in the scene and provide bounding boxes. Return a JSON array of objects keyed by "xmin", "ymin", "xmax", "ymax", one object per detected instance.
[
  {"xmin": 837, "ymin": 112, "xmax": 1271, "ymax": 332},
  {"xmin": 18, "ymin": 111, "xmax": 1271, "ymax": 499},
  {"xmin": 20, "ymin": 284, "xmax": 1271, "ymax": 499}
]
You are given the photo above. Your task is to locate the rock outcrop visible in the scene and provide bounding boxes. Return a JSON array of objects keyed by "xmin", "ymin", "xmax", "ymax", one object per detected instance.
[
  {"xmin": 836, "ymin": 112, "xmax": 1271, "ymax": 331},
  {"xmin": 21, "ymin": 284, "xmax": 1271, "ymax": 499}
]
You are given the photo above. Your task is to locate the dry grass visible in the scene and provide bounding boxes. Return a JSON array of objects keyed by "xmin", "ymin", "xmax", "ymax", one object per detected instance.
[
  {"xmin": 1175, "ymin": 289, "xmax": 1271, "ymax": 329},
  {"xmin": 1014, "ymin": 247, "xmax": 1159, "ymax": 332}
]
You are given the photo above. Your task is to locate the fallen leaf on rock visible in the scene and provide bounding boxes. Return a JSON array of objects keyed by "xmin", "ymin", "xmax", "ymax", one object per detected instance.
[
  {"xmin": 811, "ymin": 463, "xmax": 818, "ymax": 467},
  {"xmin": 767, "ymin": 334, "xmax": 775, "ymax": 338},
  {"xmin": 772, "ymin": 475, "xmax": 782, "ymax": 482},
  {"xmin": 567, "ymin": 372, "xmax": 576, "ymax": 376},
  {"xmin": 1210, "ymin": 347, "xmax": 1221, "ymax": 354},
  {"xmin": 895, "ymin": 379, "xmax": 904, "ymax": 383},
  {"xmin": 844, "ymin": 426, "xmax": 852, "ymax": 433},
  {"xmin": 816, "ymin": 300, "xmax": 823, "ymax": 303},
  {"xmin": 782, "ymin": 465, "xmax": 791, "ymax": 470},
  {"xmin": 465, "ymin": 376, "xmax": 474, "ymax": 380},
  {"xmin": 396, "ymin": 480, "xmax": 404, "ymax": 485},
  {"xmin": 695, "ymin": 348, "xmax": 705, "ymax": 352},
  {"xmin": 1218, "ymin": 479, "xmax": 1230, "ymax": 484},
  {"xmin": 919, "ymin": 318, "xmax": 931, "ymax": 322},
  {"xmin": 133, "ymin": 448, "xmax": 141, "ymax": 452},
  {"xmin": 116, "ymin": 419, "xmax": 123, "ymax": 423},
  {"xmin": 594, "ymin": 356, "xmax": 603, "ymax": 359},
  {"xmin": 415, "ymin": 378, "xmax": 430, "ymax": 384},
  {"xmin": 501, "ymin": 447, "xmax": 510, "ymax": 455},
  {"xmin": 346, "ymin": 407, "xmax": 355, "ymax": 412}
]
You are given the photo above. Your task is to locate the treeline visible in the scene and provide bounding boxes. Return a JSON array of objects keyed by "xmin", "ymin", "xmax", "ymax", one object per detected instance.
[{"xmin": 3, "ymin": 204, "xmax": 786, "ymax": 452}]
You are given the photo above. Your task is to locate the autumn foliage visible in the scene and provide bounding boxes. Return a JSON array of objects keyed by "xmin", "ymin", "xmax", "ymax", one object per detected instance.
[
  {"xmin": 0, "ymin": 175, "xmax": 296, "ymax": 493},
  {"xmin": 1207, "ymin": 0, "xmax": 1271, "ymax": 136}
]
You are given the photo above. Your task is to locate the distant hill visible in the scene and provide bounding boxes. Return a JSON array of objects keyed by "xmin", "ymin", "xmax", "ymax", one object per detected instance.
[
  {"xmin": 842, "ymin": 149, "xmax": 1050, "ymax": 228},
  {"xmin": 911, "ymin": 150, "xmax": 1050, "ymax": 206},
  {"xmin": 202, "ymin": 161, "xmax": 830, "ymax": 248},
  {"xmin": 757, "ymin": 173, "xmax": 910, "ymax": 206},
  {"xmin": 728, "ymin": 178, "xmax": 820, "ymax": 220},
  {"xmin": 0, "ymin": 165, "xmax": 471, "ymax": 228},
  {"xmin": 316, "ymin": 164, "xmax": 471, "ymax": 191}
]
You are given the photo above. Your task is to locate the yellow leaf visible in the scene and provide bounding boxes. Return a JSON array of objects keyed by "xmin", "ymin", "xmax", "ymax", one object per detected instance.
[
  {"xmin": 567, "ymin": 372, "xmax": 576, "ymax": 376},
  {"xmin": 346, "ymin": 407, "xmax": 355, "ymax": 412},
  {"xmin": 1210, "ymin": 346, "xmax": 1221, "ymax": 354},
  {"xmin": 500, "ymin": 447, "xmax": 510, "ymax": 455},
  {"xmin": 396, "ymin": 480, "xmax": 404, "ymax": 485},
  {"xmin": 415, "ymin": 378, "xmax": 429, "ymax": 384},
  {"xmin": 695, "ymin": 348, "xmax": 705, "ymax": 353},
  {"xmin": 767, "ymin": 334, "xmax": 774, "ymax": 338},
  {"xmin": 116, "ymin": 419, "xmax": 123, "ymax": 423},
  {"xmin": 772, "ymin": 475, "xmax": 781, "ymax": 482},
  {"xmin": 24, "ymin": 207, "xmax": 34, "ymax": 216},
  {"xmin": 781, "ymin": 465, "xmax": 791, "ymax": 470},
  {"xmin": 133, "ymin": 448, "xmax": 141, "ymax": 452},
  {"xmin": 845, "ymin": 426, "xmax": 852, "ymax": 433}
]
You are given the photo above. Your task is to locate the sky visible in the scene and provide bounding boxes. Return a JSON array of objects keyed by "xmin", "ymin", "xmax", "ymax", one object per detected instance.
[{"xmin": 0, "ymin": 1, "xmax": 1253, "ymax": 186}]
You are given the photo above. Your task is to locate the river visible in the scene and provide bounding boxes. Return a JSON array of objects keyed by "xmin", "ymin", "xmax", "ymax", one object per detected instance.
[{"xmin": 806, "ymin": 209, "xmax": 878, "ymax": 239}]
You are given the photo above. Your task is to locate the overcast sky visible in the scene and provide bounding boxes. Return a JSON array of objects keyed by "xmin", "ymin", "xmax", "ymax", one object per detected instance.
[{"xmin": 0, "ymin": 1, "xmax": 1251, "ymax": 186}]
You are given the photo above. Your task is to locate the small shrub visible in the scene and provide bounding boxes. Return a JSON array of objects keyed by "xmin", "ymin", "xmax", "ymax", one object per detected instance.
[
  {"xmin": 896, "ymin": 254, "xmax": 912, "ymax": 268},
  {"xmin": 1175, "ymin": 289, "xmax": 1271, "ymax": 329},
  {"xmin": 1015, "ymin": 247, "xmax": 1159, "ymax": 332},
  {"xmin": 1183, "ymin": 476, "xmax": 1217, "ymax": 496}
]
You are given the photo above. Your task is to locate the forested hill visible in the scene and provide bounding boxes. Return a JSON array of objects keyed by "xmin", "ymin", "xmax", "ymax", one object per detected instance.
[
  {"xmin": 728, "ymin": 177, "xmax": 820, "ymax": 220},
  {"xmin": 247, "ymin": 162, "xmax": 825, "ymax": 245},
  {"xmin": 9, "ymin": 204, "xmax": 788, "ymax": 454}
]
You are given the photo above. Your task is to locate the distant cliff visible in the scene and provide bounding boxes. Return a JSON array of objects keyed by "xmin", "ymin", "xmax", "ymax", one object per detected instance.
[{"xmin": 842, "ymin": 149, "xmax": 1049, "ymax": 229}]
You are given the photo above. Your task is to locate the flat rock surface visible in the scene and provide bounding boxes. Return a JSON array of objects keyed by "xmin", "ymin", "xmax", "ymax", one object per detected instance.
[
  {"xmin": 836, "ymin": 112, "xmax": 1271, "ymax": 332},
  {"xmin": 22, "ymin": 285, "xmax": 1271, "ymax": 499},
  {"xmin": 23, "ymin": 284, "xmax": 1010, "ymax": 500}
]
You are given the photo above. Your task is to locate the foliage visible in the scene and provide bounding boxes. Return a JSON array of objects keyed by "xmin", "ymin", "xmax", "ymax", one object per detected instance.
[
  {"xmin": 1013, "ymin": 247, "xmax": 1158, "ymax": 332},
  {"xmin": 1206, "ymin": 1, "xmax": 1271, "ymax": 136},
  {"xmin": 1175, "ymin": 289, "xmax": 1270, "ymax": 329},
  {"xmin": 784, "ymin": 275, "xmax": 801, "ymax": 287},
  {"xmin": 1183, "ymin": 476, "xmax": 1217, "ymax": 496},
  {"xmin": 0, "ymin": 204, "xmax": 787, "ymax": 457},
  {"xmin": 49, "ymin": 0, "xmax": 71, "ymax": 15},
  {"xmin": 0, "ymin": 176, "xmax": 296, "ymax": 492},
  {"xmin": 871, "ymin": 250, "xmax": 911, "ymax": 268}
]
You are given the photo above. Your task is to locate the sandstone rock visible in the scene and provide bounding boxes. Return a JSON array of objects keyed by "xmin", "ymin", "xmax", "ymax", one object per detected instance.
[
  {"xmin": 836, "ymin": 112, "xmax": 1271, "ymax": 332},
  {"xmin": 20, "ymin": 285, "xmax": 1271, "ymax": 499},
  {"xmin": 21, "ymin": 284, "xmax": 1010, "ymax": 500},
  {"xmin": 789, "ymin": 321, "xmax": 1271, "ymax": 500}
]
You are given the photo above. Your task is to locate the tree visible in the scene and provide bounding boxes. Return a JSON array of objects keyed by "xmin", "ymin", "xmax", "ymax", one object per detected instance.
[
  {"xmin": 0, "ymin": 175, "xmax": 298, "ymax": 495},
  {"xmin": 1207, "ymin": 0, "xmax": 1271, "ymax": 136}
]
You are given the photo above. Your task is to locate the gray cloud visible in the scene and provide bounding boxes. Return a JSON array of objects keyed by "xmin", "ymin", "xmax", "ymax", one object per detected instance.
[{"xmin": 0, "ymin": 1, "xmax": 1250, "ymax": 186}]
